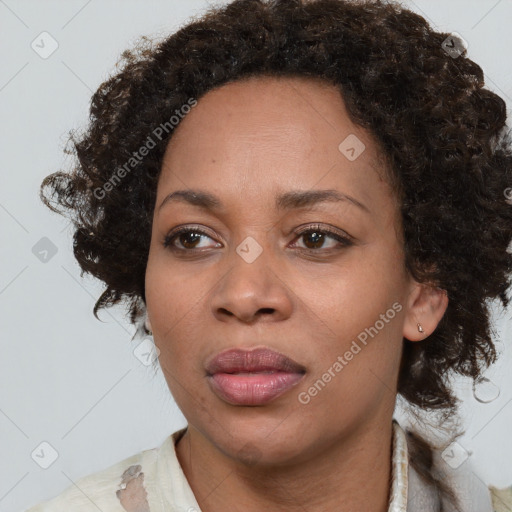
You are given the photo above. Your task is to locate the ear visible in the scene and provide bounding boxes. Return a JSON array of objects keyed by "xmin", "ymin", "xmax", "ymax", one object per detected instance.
[
  {"xmin": 403, "ymin": 281, "xmax": 448, "ymax": 341},
  {"xmin": 144, "ymin": 315, "xmax": 152, "ymax": 333}
]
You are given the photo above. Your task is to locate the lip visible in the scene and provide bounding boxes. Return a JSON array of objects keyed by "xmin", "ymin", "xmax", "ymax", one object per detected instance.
[{"xmin": 205, "ymin": 347, "xmax": 306, "ymax": 406}]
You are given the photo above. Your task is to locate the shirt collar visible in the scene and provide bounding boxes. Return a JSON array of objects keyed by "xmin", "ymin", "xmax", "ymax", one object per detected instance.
[{"xmin": 388, "ymin": 419, "xmax": 409, "ymax": 512}]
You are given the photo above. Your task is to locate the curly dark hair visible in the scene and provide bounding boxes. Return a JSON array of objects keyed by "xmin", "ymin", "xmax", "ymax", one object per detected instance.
[{"xmin": 41, "ymin": 0, "xmax": 511, "ymax": 458}]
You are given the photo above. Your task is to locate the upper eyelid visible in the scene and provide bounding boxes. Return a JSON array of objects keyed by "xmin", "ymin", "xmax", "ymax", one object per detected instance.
[{"xmin": 165, "ymin": 223, "xmax": 349, "ymax": 238}]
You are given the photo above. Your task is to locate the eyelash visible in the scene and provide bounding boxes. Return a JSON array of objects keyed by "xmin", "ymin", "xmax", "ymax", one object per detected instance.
[{"xmin": 162, "ymin": 224, "xmax": 354, "ymax": 254}]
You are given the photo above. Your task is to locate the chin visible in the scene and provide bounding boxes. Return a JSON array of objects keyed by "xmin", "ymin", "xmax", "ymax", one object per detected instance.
[{"xmin": 203, "ymin": 417, "xmax": 310, "ymax": 467}]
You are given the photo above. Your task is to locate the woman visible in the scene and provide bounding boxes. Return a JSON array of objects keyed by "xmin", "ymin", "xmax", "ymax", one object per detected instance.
[{"xmin": 26, "ymin": 0, "xmax": 512, "ymax": 510}]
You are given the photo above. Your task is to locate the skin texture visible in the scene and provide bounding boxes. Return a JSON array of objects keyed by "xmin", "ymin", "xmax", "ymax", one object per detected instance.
[{"xmin": 144, "ymin": 75, "xmax": 448, "ymax": 512}]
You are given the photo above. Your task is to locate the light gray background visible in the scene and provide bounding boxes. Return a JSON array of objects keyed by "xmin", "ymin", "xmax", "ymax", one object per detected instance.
[{"xmin": 1, "ymin": 1, "xmax": 511, "ymax": 511}]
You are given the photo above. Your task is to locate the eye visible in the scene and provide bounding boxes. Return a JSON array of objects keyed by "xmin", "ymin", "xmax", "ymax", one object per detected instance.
[
  {"xmin": 163, "ymin": 226, "xmax": 220, "ymax": 251},
  {"xmin": 162, "ymin": 223, "xmax": 354, "ymax": 254},
  {"xmin": 291, "ymin": 224, "xmax": 354, "ymax": 251}
]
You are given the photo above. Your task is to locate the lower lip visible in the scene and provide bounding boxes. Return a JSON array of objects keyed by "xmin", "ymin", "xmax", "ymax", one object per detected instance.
[{"xmin": 208, "ymin": 372, "xmax": 305, "ymax": 405}]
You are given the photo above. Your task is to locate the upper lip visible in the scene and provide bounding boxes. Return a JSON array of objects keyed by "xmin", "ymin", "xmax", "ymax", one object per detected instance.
[{"xmin": 205, "ymin": 347, "xmax": 306, "ymax": 375}]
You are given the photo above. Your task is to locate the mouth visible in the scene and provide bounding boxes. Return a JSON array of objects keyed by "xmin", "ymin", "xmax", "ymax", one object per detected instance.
[{"xmin": 205, "ymin": 347, "xmax": 306, "ymax": 406}]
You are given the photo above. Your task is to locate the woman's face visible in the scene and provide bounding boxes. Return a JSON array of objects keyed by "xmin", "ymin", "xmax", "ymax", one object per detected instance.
[{"xmin": 145, "ymin": 75, "xmax": 419, "ymax": 465}]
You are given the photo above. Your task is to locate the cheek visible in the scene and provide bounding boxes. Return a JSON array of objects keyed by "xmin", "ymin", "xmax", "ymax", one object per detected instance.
[
  {"xmin": 295, "ymin": 245, "xmax": 405, "ymax": 390},
  {"xmin": 145, "ymin": 263, "xmax": 213, "ymax": 423},
  {"xmin": 297, "ymin": 253, "xmax": 403, "ymax": 344},
  {"xmin": 145, "ymin": 244, "xmax": 202, "ymax": 320},
  {"xmin": 145, "ymin": 254, "xmax": 202, "ymax": 363},
  {"xmin": 299, "ymin": 292, "xmax": 403, "ymax": 426}
]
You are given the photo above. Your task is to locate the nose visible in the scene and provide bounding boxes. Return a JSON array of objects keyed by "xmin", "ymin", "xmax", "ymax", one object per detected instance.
[{"xmin": 210, "ymin": 247, "xmax": 293, "ymax": 324}]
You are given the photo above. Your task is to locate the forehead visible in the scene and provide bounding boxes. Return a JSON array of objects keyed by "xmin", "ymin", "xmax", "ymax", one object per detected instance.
[{"xmin": 157, "ymin": 75, "xmax": 391, "ymax": 214}]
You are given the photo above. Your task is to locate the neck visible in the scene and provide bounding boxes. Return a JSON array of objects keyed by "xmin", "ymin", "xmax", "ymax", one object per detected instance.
[{"xmin": 175, "ymin": 417, "xmax": 394, "ymax": 512}]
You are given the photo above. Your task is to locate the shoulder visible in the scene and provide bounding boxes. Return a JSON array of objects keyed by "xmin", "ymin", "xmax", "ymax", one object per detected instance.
[
  {"xmin": 400, "ymin": 422, "xmax": 511, "ymax": 512},
  {"xmin": 24, "ymin": 451, "xmax": 152, "ymax": 512},
  {"xmin": 489, "ymin": 484, "xmax": 512, "ymax": 512},
  {"xmin": 23, "ymin": 434, "xmax": 177, "ymax": 512}
]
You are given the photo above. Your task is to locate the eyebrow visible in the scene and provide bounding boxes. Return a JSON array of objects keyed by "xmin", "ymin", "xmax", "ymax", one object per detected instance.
[{"xmin": 158, "ymin": 188, "xmax": 370, "ymax": 214}]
